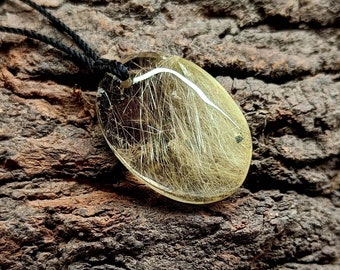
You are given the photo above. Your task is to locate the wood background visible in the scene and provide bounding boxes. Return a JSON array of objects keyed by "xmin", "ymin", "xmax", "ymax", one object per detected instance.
[{"xmin": 0, "ymin": 0, "xmax": 339, "ymax": 269}]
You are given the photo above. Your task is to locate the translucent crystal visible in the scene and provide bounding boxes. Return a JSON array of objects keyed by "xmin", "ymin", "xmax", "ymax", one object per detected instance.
[{"xmin": 96, "ymin": 52, "xmax": 252, "ymax": 204}]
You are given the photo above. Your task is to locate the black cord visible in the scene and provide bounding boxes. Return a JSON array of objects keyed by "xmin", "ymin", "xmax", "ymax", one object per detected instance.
[
  {"xmin": 0, "ymin": 0, "xmax": 129, "ymax": 81},
  {"xmin": 0, "ymin": 26, "xmax": 94, "ymax": 66},
  {"xmin": 20, "ymin": 0, "xmax": 99, "ymax": 61}
]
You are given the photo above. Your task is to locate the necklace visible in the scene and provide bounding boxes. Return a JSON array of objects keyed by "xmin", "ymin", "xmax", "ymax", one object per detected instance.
[{"xmin": 1, "ymin": 0, "xmax": 252, "ymax": 204}]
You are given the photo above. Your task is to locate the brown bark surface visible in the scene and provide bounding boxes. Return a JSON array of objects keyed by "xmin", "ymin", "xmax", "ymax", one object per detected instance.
[{"xmin": 0, "ymin": 0, "xmax": 339, "ymax": 269}]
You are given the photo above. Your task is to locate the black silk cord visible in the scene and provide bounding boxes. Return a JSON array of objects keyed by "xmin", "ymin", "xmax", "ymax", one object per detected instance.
[{"xmin": 0, "ymin": 0, "xmax": 129, "ymax": 81}]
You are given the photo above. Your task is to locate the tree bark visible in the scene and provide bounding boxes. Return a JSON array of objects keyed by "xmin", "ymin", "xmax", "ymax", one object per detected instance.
[{"xmin": 0, "ymin": 0, "xmax": 339, "ymax": 269}]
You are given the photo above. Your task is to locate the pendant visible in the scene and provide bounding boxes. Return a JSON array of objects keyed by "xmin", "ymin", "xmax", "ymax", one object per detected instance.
[{"xmin": 96, "ymin": 52, "xmax": 252, "ymax": 204}]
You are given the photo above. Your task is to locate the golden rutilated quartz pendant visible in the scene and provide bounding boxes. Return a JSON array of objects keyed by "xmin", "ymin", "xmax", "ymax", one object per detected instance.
[{"xmin": 96, "ymin": 52, "xmax": 252, "ymax": 204}]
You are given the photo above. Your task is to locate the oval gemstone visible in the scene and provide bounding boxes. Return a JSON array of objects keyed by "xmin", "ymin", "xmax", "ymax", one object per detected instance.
[{"xmin": 96, "ymin": 52, "xmax": 252, "ymax": 204}]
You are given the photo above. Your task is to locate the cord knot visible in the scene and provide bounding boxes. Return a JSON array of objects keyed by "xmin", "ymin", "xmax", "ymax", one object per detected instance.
[{"xmin": 92, "ymin": 58, "xmax": 129, "ymax": 81}]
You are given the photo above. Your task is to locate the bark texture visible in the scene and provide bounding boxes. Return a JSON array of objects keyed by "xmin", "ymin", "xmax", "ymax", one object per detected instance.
[{"xmin": 0, "ymin": 0, "xmax": 339, "ymax": 269}]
